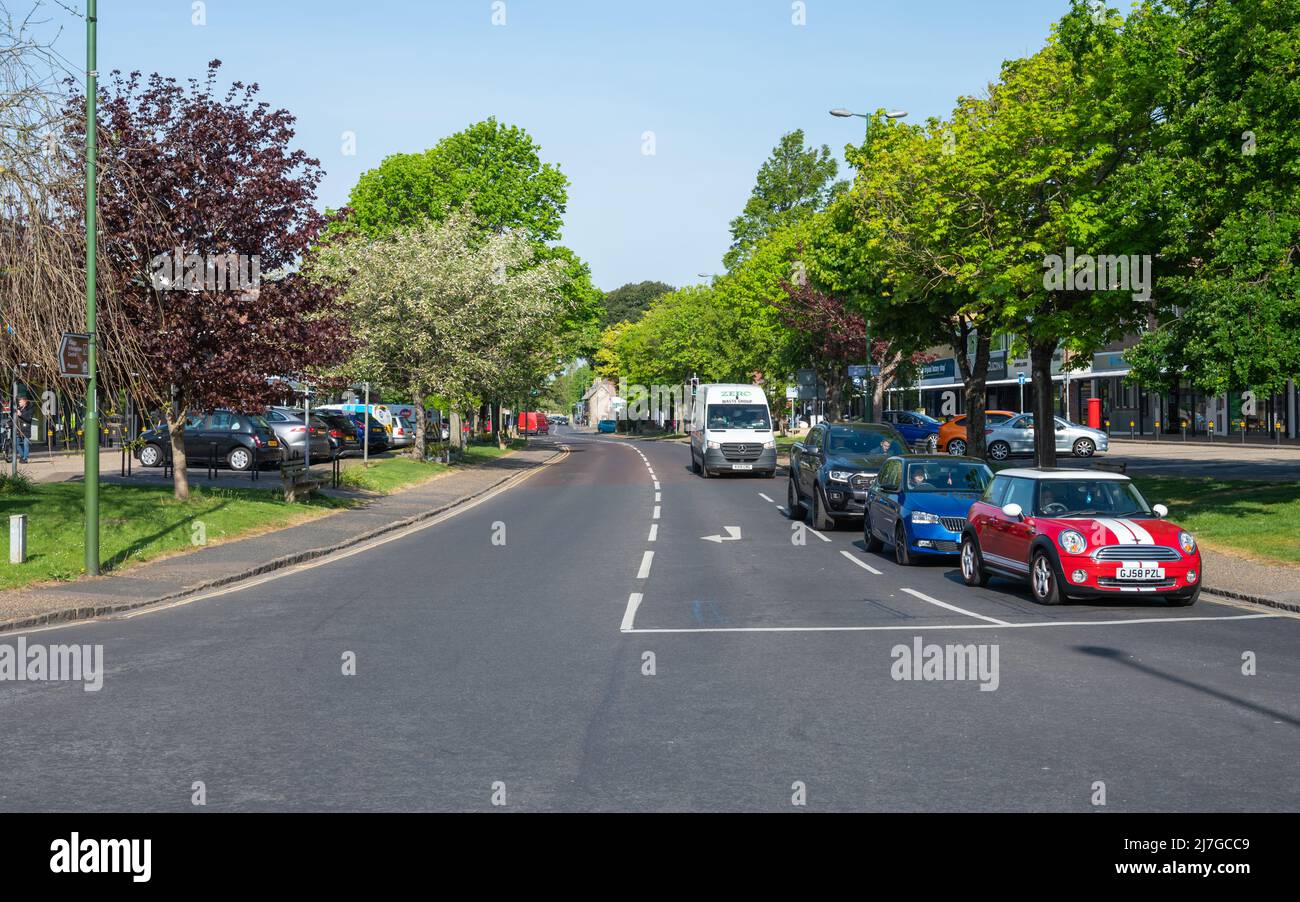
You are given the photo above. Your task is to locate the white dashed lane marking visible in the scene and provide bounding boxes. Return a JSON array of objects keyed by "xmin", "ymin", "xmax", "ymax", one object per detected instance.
[{"xmin": 840, "ymin": 549, "xmax": 883, "ymax": 576}]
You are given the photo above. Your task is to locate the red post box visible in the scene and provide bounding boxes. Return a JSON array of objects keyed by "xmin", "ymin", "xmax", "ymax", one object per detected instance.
[{"xmin": 1087, "ymin": 397, "xmax": 1102, "ymax": 430}]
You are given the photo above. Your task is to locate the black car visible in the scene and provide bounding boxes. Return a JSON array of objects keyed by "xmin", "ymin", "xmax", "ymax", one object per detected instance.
[
  {"xmin": 315, "ymin": 412, "xmax": 362, "ymax": 458},
  {"xmin": 786, "ymin": 422, "xmax": 910, "ymax": 530},
  {"xmin": 136, "ymin": 410, "xmax": 281, "ymax": 472}
]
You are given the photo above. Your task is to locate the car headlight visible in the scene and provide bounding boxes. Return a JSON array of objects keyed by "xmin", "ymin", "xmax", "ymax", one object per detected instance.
[
  {"xmin": 827, "ymin": 470, "xmax": 854, "ymax": 483},
  {"xmin": 1179, "ymin": 531, "xmax": 1196, "ymax": 554},
  {"xmin": 911, "ymin": 511, "xmax": 940, "ymax": 524},
  {"xmin": 763, "ymin": 440, "xmax": 775, "ymax": 449},
  {"xmin": 707, "ymin": 440, "xmax": 720, "ymax": 450},
  {"xmin": 1058, "ymin": 530, "xmax": 1087, "ymax": 555}
]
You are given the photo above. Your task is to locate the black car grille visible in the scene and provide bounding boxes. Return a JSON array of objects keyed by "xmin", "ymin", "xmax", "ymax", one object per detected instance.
[
  {"xmin": 721, "ymin": 443, "xmax": 762, "ymax": 462},
  {"xmin": 940, "ymin": 517, "xmax": 968, "ymax": 533},
  {"xmin": 1094, "ymin": 545, "xmax": 1181, "ymax": 562},
  {"xmin": 850, "ymin": 473, "xmax": 876, "ymax": 490}
]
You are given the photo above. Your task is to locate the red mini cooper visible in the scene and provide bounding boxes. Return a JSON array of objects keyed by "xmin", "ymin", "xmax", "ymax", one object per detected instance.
[{"xmin": 960, "ymin": 468, "xmax": 1202, "ymax": 606}]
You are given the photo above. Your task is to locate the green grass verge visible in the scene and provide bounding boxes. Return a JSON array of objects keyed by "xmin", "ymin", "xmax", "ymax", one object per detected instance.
[
  {"xmin": 335, "ymin": 440, "xmax": 526, "ymax": 494},
  {"xmin": 1131, "ymin": 477, "xmax": 1300, "ymax": 567},
  {"xmin": 0, "ymin": 482, "xmax": 350, "ymax": 591}
]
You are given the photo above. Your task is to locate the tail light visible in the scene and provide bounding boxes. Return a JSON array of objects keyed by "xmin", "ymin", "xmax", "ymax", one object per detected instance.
[
  {"xmin": 330, "ymin": 429, "xmax": 343, "ymax": 438},
  {"xmin": 290, "ymin": 426, "xmax": 307, "ymax": 434},
  {"xmin": 252, "ymin": 435, "xmax": 262, "ymax": 447},
  {"xmin": 985, "ymin": 429, "xmax": 994, "ymax": 435}
]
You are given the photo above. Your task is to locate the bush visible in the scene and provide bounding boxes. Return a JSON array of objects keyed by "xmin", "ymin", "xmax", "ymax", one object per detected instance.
[{"xmin": 0, "ymin": 472, "xmax": 35, "ymax": 495}]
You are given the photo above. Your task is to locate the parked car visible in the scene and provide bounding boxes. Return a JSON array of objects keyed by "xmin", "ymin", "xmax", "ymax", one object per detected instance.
[
  {"xmin": 960, "ymin": 468, "xmax": 1201, "ymax": 606},
  {"xmin": 863, "ymin": 455, "xmax": 994, "ymax": 565},
  {"xmin": 984, "ymin": 413, "xmax": 1109, "ymax": 460},
  {"xmin": 316, "ymin": 412, "xmax": 362, "ymax": 458},
  {"xmin": 136, "ymin": 410, "xmax": 281, "ymax": 472},
  {"xmin": 787, "ymin": 422, "xmax": 910, "ymax": 530},
  {"xmin": 882, "ymin": 410, "xmax": 942, "ymax": 452},
  {"xmin": 518, "ymin": 412, "xmax": 550, "ymax": 436},
  {"xmin": 346, "ymin": 412, "xmax": 390, "ymax": 453},
  {"xmin": 938, "ymin": 410, "xmax": 1018, "ymax": 455},
  {"xmin": 385, "ymin": 415, "xmax": 415, "ymax": 449},
  {"xmin": 265, "ymin": 407, "xmax": 333, "ymax": 461},
  {"xmin": 597, "ymin": 419, "xmax": 617, "ymax": 434}
]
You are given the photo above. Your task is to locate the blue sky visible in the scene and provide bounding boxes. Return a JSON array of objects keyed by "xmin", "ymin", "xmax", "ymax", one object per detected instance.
[{"xmin": 47, "ymin": 0, "xmax": 1069, "ymax": 290}]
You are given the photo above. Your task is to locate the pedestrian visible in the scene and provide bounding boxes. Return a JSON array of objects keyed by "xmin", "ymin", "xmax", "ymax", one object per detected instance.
[{"xmin": 14, "ymin": 396, "xmax": 33, "ymax": 464}]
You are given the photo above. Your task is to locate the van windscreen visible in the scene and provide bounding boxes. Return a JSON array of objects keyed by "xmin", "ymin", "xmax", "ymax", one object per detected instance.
[{"xmin": 707, "ymin": 404, "xmax": 770, "ymax": 430}]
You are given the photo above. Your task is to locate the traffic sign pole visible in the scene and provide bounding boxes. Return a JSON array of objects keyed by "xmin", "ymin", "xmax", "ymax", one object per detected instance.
[{"xmin": 83, "ymin": 1, "xmax": 99, "ymax": 576}]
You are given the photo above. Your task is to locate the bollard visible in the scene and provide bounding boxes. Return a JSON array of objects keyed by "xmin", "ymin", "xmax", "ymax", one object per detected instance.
[
  {"xmin": 1241, "ymin": 421, "xmax": 1247, "ymax": 444},
  {"xmin": 9, "ymin": 514, "xmax": 26, "ymax": 564},
  {"xmin": 1130, "ymin": 420, "xmax": 1135, "ymax": 439},
  {"xmin": 209, "ymin": 441, "xmax": 219, "ymax": 480},
  {"xmin": 1181, "ymin": 420, "xmax": 1187, "ymax": 442},
  {"xmin": 1154, "ymin": 420, "xmax": 1161, "ymax": 442},
  {"xmin": 1208, "ymin": 421, "xmax": 1215, "ymax": 442}
]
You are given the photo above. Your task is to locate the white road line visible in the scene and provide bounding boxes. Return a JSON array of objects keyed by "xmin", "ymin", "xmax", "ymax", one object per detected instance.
[
  {"xmin": 623, "ymin": 613, "xmax": 1278, "ymax": 634},
  {"xmin": 758, "ymin": 493, "xmax": 775, "ymax": 503},
  {"xmin": 900, "ymin": 588, "xmax": 1010, "ymax": 626},
  {"xmin": 840, "ymin": 549, "xmax": 883, "ymax": 575},
  {"xmin": 654, "ymin": 481, "xmax": 661, "ymax": 490},
  {"xmin": 807, "ymin": 526, "xmax": 832, "ymax": 543},
  {"xmin": 637, "ymin": 551, "xmax": 654, "ymax": 579},
  {"xmin": 653, "ymin": 506, "xmax": 661, "ymax": 520},
  {"xmin": 648, "ymin": 524, "xmax": 658, "ymax": 542},
  {"xmin": 620, "ymin": 593, "xmax": 644, "ymax": 632},
  {"xmin": 777, "ymin": 506, "xmax": 790, "ymax": 515},
  {"xmin": 655, "ymin": 492, "xmax": 661, "ymax": 502}
]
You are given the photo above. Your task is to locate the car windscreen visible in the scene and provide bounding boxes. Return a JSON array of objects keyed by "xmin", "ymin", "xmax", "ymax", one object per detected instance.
[
  {"xmin": 904, "ymin": 460, "xmax": 992, "ymax": 492},
  {"xmin": 826, "ymin": 427, "xmax": 905, "ymax": 456},
  {"xmin": 1035, "ymin": 479, "xmax": 1151, "ymax": 517},
  {"xmin": 707, "ymin": 404, "xmax": 770, "ymax": 430}
]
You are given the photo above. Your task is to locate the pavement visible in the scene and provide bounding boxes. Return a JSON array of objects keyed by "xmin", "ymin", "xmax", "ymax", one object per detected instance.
[
  {"xmin": 0, "ymin": 424, "xmax": 1295, "ymax": 811},
  {"xmin": 0, "ymin": 443, "xmax": 560, "ymax": 630}
]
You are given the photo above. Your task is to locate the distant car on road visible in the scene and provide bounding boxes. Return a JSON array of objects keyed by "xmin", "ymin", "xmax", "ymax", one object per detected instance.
[
  {"xmin": 689, "ymin": 383, "xmax": 777, "ymax": 478},
  {"xmin": 864, "ymin": 455, "xmax": 994, "ymax": 565},
  {"xmin": 518, "ymin": 412, "xmax": 550, "ymax": 436},
  {"xmin": 938, "ymin": 410, "xmax": 1018, "ymax": 456},
  {"xmin": 787, "ymin": 422, "xmax": 909, "ymax": 530},
  {"xmin": 136, "ymin": 410, "xmax": 280, "ymax": 472},
  {"xmin": 960, "ymin": 468, "xmax": 1201, "ymax": 606},
  {"xmin": 882, "ymin": 410, "xmax": 942, "ymax": 452},
  {"xmin": 984, "ymin": 413, "xmax": 1109, "ymax": 460},
  {"xmin": 597, "ymin": 419, "xmax": 617, "ymax": 434}
]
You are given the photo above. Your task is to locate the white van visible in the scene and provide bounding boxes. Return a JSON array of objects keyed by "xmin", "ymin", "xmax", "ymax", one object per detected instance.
[{"xmin": 689, "ymin": 384, "xmax": 777, "ymax": 478}]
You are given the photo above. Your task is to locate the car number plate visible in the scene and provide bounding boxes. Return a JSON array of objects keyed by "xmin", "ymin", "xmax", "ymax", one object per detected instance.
[
  {"xmin": 732, "ymin": 464, "xmax": 753, "ymax": 471},
  {"xmin": 1117, "ymin": 566, "xmax": 1165, "ymax": 581},
  {"xmin": 268, "ymin": 440, "xmax": 278, "ymax": 447}
]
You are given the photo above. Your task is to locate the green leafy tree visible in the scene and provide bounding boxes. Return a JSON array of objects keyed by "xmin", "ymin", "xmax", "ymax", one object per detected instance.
[
  {"xmin": 724, "ymin": 129, "xmax": 845, "ymax": 270},
  {"xmin": 601, "ymin": 281, "xmax": 675, "ymax": 328}
]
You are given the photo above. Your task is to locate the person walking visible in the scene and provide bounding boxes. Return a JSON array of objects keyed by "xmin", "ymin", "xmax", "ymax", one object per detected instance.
[{"xmin": 14, "ymin": 396, "xmax": 33, "ymax": 464}]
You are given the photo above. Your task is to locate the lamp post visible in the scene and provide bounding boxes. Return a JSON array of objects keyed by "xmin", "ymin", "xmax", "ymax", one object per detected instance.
[
  {"xmin": 830, "ymin": 107, "xmax": 907, "ymax": 423},
  {"xmin": 84, "ymin": 0, "xmax": 100, "ymax": 575}
]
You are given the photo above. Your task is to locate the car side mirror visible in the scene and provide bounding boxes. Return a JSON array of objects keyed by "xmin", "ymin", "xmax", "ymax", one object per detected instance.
[
  {"xmin": 1152, "ymin": 504, "xmax": 1168, "ymax": 519},
  {"xmin": 1002, "ymin": 502, "xmax": 1024, "ymax": 520}
]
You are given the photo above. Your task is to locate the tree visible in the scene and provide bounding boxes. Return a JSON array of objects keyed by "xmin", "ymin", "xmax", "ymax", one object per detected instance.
[
  {"xmin": 724, "ymin": 129, "xmax": 845, "ymax": 270},
  {"xmin": 308, "ymin": 211, "xmax": 569, "ymax": 455},
  {"xmin": 601, "ymin": 280, "xmax": 674, "ymax": 328},
  {"xmin": 75, "ymin": 61, "xmax": 348, "ymax": 500}
]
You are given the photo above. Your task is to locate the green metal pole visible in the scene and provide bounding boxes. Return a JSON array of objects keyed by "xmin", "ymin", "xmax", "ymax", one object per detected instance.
[
  {"xmin": 84, "ymin": 0, "xmax": 99, "ymax": 575},
  {"xmin": 862, "ymin": 114, "xmax": 875, "ymax": 424}
]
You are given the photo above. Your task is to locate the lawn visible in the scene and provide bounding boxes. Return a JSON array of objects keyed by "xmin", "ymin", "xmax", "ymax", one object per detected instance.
[
  {"xmin": 1132, "ymin": 477, "xmax": 1300, "ymax": 568},
  {"xmin": 0, "ymin": 480, "xmax": 349, "ymax": 591},
  {"xmin": 336, "ymin": 440, "xmax": 526, "ymax": 494}
]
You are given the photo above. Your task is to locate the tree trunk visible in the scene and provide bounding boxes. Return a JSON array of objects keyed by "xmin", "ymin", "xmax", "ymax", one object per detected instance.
[
  {"xmin": 449, "ymin": 408, "xmax": 464, "ymax": 452},
  {"xmin": 1031, "ymin": 338, "xmax": 1059, "ymax": 467},
  {"xmin": 494, "ymin": 401, "xmax": 507, "ymax": 449},
  {"xmin": 958, "ymin": 327, "xmax": 991, "ymax": 459},
  {"xmin": 411, "ymin": 391, "xmax": 426, "ymax": 460},
  {"xmin": 165, "ymin": 412, "xmax": 190, "ymax": 502}
]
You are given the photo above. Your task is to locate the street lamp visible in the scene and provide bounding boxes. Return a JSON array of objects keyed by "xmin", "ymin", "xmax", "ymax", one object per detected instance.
[{"xmin": 830, "ymin": 106, "xmax": 907, "ymax": 422}]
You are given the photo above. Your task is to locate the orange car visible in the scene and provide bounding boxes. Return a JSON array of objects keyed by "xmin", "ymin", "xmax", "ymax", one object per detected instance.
[{"xmin": 937, "ymin": 410, "xmax": 1018, "ymax": 455}]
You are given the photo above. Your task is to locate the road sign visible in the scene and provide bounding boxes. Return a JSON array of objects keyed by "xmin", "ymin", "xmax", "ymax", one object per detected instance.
[
  {"xmin": 1018, "ymin": 372, "xmax": 1027, "ymax": 386},
  {"xmin": 848, "ymin": 365, "xmax": 868, "ymax": 378},
  {"xmin": 786, "ymin": 386, "xmax": 798, "ymax": 400},
  {"xmin": 58, "ymin": 333, "xmax": 91, "ymax": 378}
]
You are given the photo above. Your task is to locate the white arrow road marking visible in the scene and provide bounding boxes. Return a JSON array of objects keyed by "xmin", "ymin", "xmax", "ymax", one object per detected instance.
[
  {"xmin": 701, "ymin": 526, "xmax": 742, "ymax": 543},
  {"xmin": 620, "ymin": 593, "xmax": 644, "ymax": 632},
  {"xmin": 840, "ymin": 549, "xmax": 883, "ymax": 575},
  {"xmin": 900, "ymin": 588, "xmax": 1010, "ymax": 626},
  {"xmin": 637, "ymin": 550, "xmax": 654, "ymax": 579}
]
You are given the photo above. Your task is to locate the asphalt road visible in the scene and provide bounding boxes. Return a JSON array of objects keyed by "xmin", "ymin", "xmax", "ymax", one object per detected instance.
[{"xmin": 0, "ymin": 425, "xmax": 1296, "ymax": 811}]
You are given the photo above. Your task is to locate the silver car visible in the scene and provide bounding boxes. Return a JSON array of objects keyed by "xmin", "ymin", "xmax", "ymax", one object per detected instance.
[
  {"xmin": 265, "ymin": 406, "xmax": 332, "ymax": 460},
  {"xmin": 984, "ymin": 413, "xmax": 1109, "ymax": 461}
]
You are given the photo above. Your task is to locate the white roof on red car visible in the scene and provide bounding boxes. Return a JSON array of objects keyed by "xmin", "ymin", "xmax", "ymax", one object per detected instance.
[{"xmin": 997, "ymin": 467, "xmax": 1129, "ymax": 481}]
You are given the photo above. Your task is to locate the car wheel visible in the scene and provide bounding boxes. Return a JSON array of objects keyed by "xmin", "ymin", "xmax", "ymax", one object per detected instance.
[
  {"xmin": 948, "ymin": 439, "xmax": 968, "ymax": 456},
  {"xmin": 926, "ymin": 434, "xmax": 939, "ymax": 453},
  {"xmin": 227, "ymin": 447, "xmax": 253, "ymax": 472},
  {"xmin": 786, "ymin": 477, "xmax": 804, "ymax": 519},
  {"xmin": 1072, "ymin": 437, "xmax": 1096, "ymax": 458},
  {"xmin": 810, "ymin": 484, "xmax": 834, "ymax": 531},
  {"xmin": 988, "ymin": 441, "xmax": 1011, "ymax": 461},
  {"xmin": 1168, "ymin": 586, "xmax": 1200, "ymax": 607},
  {"xmin": 894, "ymin": 523, "xmax": 913, "ymax": 566},
  {"xmin": 140, "ymin": 443, "xmax": 164, "ymax": 468},
  {"xmin": 961, "ymin": 536, "xmax": 991, "ymax": 587},
  {"xmin": 864, "ymin": 510, "xmax": 884, "ymax": 552},
  {"xmin": 1030, "ymin": 551, "xmax": 1063, "ymax": 605}
]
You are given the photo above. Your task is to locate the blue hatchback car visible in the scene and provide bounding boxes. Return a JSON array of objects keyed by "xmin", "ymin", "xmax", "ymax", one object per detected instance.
[
  {"xmin": 863, "ymin": 455, "xmax": 994, "ymax": 566},
  {"xmin": 882, "ymin": 410, "xmax": 942, "ymax": 451},
  {"xmin": 597, "ymin": 419, "xmax": 618, "ymax": 434}
]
